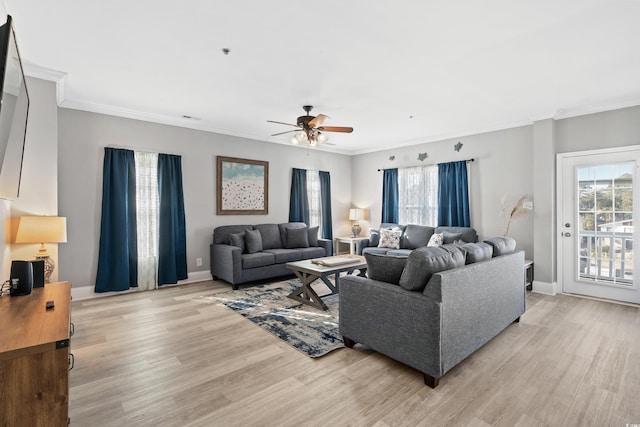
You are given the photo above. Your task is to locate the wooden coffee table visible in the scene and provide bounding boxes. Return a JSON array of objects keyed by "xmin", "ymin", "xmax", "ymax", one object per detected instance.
[{"xmin": 286, "ymin": 255, "xmax": 367, "ymax": 310}]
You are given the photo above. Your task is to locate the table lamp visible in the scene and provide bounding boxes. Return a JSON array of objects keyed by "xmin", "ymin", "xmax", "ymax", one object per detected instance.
[
  {"xmin": 349, "ymin": 208, "xmax": 364, "ymax": 237},
  {"xmin": 14, "ymin": 216, "xmax": 67, "ymax": 283}
]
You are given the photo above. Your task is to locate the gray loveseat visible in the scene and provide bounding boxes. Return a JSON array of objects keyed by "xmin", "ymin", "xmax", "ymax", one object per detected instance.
[
  {"xmin": 356, "ymin": 223, "xmax": 478, "ymax": 257},
  {"xmin": 340, "ymin": 236, "xmax": 525, "ymax": 388},
  {"xmin": 210, "ymin": 222, "xmax": 332, "ymax": 289}
]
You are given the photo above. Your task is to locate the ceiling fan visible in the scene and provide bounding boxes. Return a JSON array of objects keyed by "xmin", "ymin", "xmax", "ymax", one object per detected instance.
[{"xmin": 267, "ymin": 105, "xmax": 353, "ymax": 147}]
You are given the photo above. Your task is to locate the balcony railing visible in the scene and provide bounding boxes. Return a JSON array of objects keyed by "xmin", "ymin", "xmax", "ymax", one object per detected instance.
[{"xmin": 578, "ymin": 230, "xmax": 633, "ymax": 285}]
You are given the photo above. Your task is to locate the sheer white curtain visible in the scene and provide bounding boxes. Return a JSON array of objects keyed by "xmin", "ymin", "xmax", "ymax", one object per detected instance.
[
  {"xmin": 398, "ymin": 165, "xmax": 438, "ymax": 226},
  {"xmin": 306, "ymin": 170, "xmax": 323, "ymax": 235},
  {"xmin": 134, "ymin": 151, "xmax": 159, "ymax": 291}
]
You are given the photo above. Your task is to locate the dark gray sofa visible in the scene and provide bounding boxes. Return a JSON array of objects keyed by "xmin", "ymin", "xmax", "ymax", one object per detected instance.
[
  {"xmin": 356, "ymin": 223, "xmax": 478, "ymax": 257},
  {"xmin": 340, "ymin": 236, "xmax": 525, "ymax": 388},
  {"xmin": 210, "ymin": 222, "xmax": 332, "ymax": 289}
]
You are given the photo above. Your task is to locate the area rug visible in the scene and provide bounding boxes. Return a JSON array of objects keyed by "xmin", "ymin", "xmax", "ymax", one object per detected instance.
[{"xmin": 192, "ymin": 280, "xmax": 344, "ymax": 357}]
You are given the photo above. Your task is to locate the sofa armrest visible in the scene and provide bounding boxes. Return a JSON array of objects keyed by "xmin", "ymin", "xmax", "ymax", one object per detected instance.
[
  {"xmin": 210, "ymin": 243, "xmax": 242, "ymax": 285},
  {"xmin": 424, "ymin": 251, "xmax": 525, "ymax": 373},
  {"xmin": 318, "ymin": 238, "xmax": 333, "ymax": 256},
  {"xmin": 339, "ymin": 275, "xmax": 442, "ymax": 378},
  {"xmin": 354, "ymin": 238, "xmax": 371, "ymax": 255}
]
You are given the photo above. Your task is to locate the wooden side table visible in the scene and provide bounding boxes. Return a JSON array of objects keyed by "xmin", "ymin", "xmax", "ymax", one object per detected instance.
[
  {"xmin": 524, "ymin": 259, "xmax": 534, "ymax": 291},
  {"xmin": 334, "ymin": 236, "xmax": 368, "ymax": 255}
]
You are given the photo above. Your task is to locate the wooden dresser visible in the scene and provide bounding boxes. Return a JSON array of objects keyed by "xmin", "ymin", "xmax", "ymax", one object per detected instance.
[{"xmin": 0, "ymin": 281, "xmax": 72, "ymax": 426}]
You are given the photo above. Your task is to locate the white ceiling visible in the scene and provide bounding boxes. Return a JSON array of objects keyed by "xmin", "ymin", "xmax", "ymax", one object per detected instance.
[{"xmin": 5, "ymin": 0, "xmax": 640, "ymax": 155}]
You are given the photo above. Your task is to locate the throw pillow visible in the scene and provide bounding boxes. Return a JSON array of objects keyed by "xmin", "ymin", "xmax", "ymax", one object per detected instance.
[
  {"xmin": 442, "ymin": 231, "xmax": 463, "ymax": 244},
  {"xmin": 307, "ymin": 226, "xmax": 319, "ymax": 247},
  {"xmin": 285, "ymin": 227, "xmax": 309, "ymax": 249},
  {"xmin": 427, "ymin": 233, "xmax": 443, "ymax": 247},
  {"xmin": 378, "ymin": 228, "xmax": 401, "ymax": 249},
  {"xmin": 364, "ymin": 253, "xmax": 407, "ymax": 285},
  {"xmin": 245, "ymin": 229, "xmax": 263, "ymax": 254},
  {"xmin": 399, "ymin": 246, "xmax": 465, "ymax": 291},
  {"xmin": 229, "ymin": 232, "xmax": 246, "ymax": 253},
  {"xmin": 368, "ymin": 228, "xmax": 380, "ymax": 247}
]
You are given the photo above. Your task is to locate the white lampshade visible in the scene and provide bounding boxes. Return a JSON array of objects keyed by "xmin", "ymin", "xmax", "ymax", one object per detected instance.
[
  {"xmin": 15, "ymin": 216, "xmax": 67, "ymax": 244},
  {"xmin": 348, "ymin": 208, "xmax": 364, "ymax": 221}
]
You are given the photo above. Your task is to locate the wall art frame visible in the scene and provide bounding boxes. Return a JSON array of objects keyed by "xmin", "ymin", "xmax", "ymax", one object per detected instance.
[{"xmin": 216, "ymin": 156, "xmax": 269, "ymax": 215}]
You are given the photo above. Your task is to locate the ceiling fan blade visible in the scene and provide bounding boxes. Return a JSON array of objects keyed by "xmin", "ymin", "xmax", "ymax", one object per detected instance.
[
  {"xmin": 271, "ymin": 129, "xmax": 299, "ymax": 137},
  {"xmin": 318, "ymin": 126, "xmax": 353, "ymax": 133},
  {"xmin": 308, "ymin": 114, "xmax": 329, "ymax": 127},
  {"xmin": 267, "ymin": 120, "xmax": 300, "ymax": 128}
]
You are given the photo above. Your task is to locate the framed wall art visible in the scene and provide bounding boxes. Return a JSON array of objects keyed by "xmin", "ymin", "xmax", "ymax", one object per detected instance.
[{"xmin": 216, "ymin": 156, "xmax": 269, "ymax": 215}]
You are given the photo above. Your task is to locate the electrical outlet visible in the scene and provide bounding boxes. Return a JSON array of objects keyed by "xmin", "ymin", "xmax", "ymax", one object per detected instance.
[
  {"xmin": 523, "ymin": 201, "xmax": 533, "ymax": 210},
  {"xmin": 196, "ymin": 258, "xmax": 203, "ymax": 267}
]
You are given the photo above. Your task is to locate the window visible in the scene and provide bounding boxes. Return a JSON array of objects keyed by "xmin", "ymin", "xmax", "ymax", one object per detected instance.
[
  {"xmin": 398, "ymin": 165, "xmax": 438, "ymax": 226},
  {"xmin": 134, "ymin": 151, "xmax": 159, "ymax": 290},
  {"xmin": 307, "ymin": 170, "xmax": 323, "ymax": 236}
]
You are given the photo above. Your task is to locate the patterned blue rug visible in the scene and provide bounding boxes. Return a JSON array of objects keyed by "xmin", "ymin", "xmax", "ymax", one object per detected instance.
[{"xmin": 193, "ymin": 279, "xmax": 344, "ymax": 357}]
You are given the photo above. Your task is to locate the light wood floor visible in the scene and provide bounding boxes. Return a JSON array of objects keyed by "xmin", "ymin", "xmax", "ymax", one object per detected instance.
[{"xmin": 69, "ymin": 280, "xmax": 640, "ymax": 426}]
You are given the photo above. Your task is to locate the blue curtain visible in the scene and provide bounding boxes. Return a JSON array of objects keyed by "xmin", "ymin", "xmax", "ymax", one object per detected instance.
[
  {"xmin": 289, "ymin": 168, "xmax": 309, "ymax": 224},
  {"xmin": 381, "ymin": 168, "xmax": 399, "ymax": 223},
  {"xmin": 438, "ymin": 160, "xmax": 470, "ymax": 227},
  {"xmin": 158, "ymin": 153, "xmax": 188, "ymax": 285},
  {"xmin": 95, "ymin": 148, "xmax": 137, "ymax": 292},
  {"xmin": 319, "ymin": 171, "xmax": 333, "ymax": 239}
]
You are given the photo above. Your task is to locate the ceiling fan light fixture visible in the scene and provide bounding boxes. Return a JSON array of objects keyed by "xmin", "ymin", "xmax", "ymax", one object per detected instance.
[
  {"xmin": 317, "ymin": 133, "xmax": 329, "ymax": 144},
  {"xmin": 289, "ymin": 135, "xmax": 299, "ymax": 145},
  {"xmin": 295, "ymin": 131, "xmax": 308, "ymax": 143}
]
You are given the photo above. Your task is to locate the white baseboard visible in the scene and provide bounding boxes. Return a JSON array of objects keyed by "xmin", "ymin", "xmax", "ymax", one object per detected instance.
[
  {"xmin": 532, "ymin": 280, "xmax": 558, "ymax": 295},
  {"xmin": 70, "ymin": 270, "xmax": 214, "ymax": 301}
]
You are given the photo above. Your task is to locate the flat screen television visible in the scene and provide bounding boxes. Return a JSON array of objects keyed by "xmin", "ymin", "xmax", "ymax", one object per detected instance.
[{"xmin": 0, "ymin": 15, "xmax": 29, "ymax": 200}]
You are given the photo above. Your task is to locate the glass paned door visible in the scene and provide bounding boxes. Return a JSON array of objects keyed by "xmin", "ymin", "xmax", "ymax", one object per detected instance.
[
  {"xmin": 560, "ymin": 149, "xmax": 639, "ymax": 304},
  {"xmin": 577, "ymin": 163, "xmax": 633, "ymax": 286}
]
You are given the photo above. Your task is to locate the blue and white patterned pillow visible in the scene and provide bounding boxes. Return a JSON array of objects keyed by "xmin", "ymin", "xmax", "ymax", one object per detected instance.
[{"xmin": 378, "ymin": 228, "xmax": 402, "ymax": 249}]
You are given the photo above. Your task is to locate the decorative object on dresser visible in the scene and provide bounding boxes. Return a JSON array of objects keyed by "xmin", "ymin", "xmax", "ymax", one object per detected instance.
[
  {"xmin": 14, "ymin": 215, "xmax": 67, "ymax": 283},
  {"xmin": 348, "ymin": 208, "xmax": 365, "ymax": 237},
  {"xmin": 216, "ymin": 156, "xmax": 269, "ymax": 215},
  {"xmin": 0, "ymin": 282, "xmax": 72, "ymax": 425}
]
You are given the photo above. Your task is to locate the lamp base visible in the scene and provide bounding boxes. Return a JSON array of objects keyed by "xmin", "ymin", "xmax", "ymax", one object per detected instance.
[
  {"xmin": 351, "ymin": 223, "xmax": 361, "ymax": 237},
  {"xmin": 35, "ymin": 255, "xmax": 54, "ymax": 283}
]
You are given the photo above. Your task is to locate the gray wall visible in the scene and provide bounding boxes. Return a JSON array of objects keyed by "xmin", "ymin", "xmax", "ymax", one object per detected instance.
[
  {"xmin": 57, "ymin": 109, "xmax": 352, "ymax": 290},
  {"xmin": 1, "ymin": 77, "xmax": 59, "ymax": 282},
  {"xmin": 351, "ymin": 125, "xmax": 535, "ymax": 258}
]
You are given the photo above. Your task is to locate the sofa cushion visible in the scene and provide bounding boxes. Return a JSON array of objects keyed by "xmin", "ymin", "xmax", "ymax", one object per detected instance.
[
  {"xmin": 442, "ymin": 231, "xmax": 463, "ymax": 244},
  {"xmin": 484, "ymin": 236, "xmax": 516, "ymax": 256},
  {"xmin": 435, "ymin": 226, "xmax": 478, "ymax": 243},
  {"xmin": 278, "ymin": 222, "xmax": 306, "ymax": 246},
  {"xmin": 308, "ymin": 226, "xmax": 319, "ymax": 247},
  {"xmin": 245, "ymin": 229, "xmax": 263, "ymax": 254},
  {"xmin": 285, "ymin": 227, "xmax": 309, "ymax": 249},
  {"xmin": 241, "ymin": 252, "xmax": 275, "ymax": 269},
  {"xmin": 462, "ymin": 242, "xmax": 493, "ymax": 264},
  {"xmin": 263, "ymin": 249, "xmax": 303, "ymax": 263},
  {"xmin": 213, "ymin": 225, "xmax": 253, "ymax": 244},
  {"xmin": 365, "ymin": 253, "xmax": 407, "ymax": 285},
  {"xmin": 386, "ymin": 249, "xmax": 412, "ymax": 257},
  {"xmin": 229, "ymin": 232, "xmax": 246, "ymax": 253},
  {"xmin": 362, "ymin": 247, "xmax": 391, "ymax": 256},
  {"xmin": 378, "ymin": 228, "xmax": 402, "ymax": 249},
  {"xmin": 399, "ymin": 246, "xmax": 465, "ymax": 291},
  {"xmin": 368, "ymin": 228, "xmax": 380, "ymax": 247},
  {"xmin": 403, "ymin": 224, "xmax": 434, "ymax": 249},
  {"xmin": 427, "ymin": 233, "xmax": 443, "ymax": 247},
  {"xmin": 255, "ymin": 224, "xmax": 283, "ymax": 249},
  {"xmin": 298, "ymin": 247, "xmax": 326, "ymax": 259}
]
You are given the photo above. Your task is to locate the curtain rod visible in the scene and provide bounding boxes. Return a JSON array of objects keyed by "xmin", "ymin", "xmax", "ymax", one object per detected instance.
[
  {"xmin": 377, "ymin": 158, "xmax": 475, "ymax": 172},
  {"xmin": 106, "ymin": 146, "xmax": 181, "ymax": 156}
]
